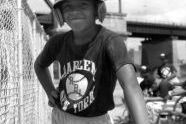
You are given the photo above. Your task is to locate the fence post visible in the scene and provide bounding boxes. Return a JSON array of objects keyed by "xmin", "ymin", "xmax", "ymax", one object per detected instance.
[{"xmin": 17, "ymin": 0, "xmax": 24, "ymax": 124}]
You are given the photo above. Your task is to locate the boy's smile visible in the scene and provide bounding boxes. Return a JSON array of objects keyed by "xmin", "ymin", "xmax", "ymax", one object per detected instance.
[
  {"xmin": 61, "ymin": 0, "xmax": 96, "ymax": 32},
  {"xmin": 66, "ymin": 13, "xmax": 86, "ymax": 22}
]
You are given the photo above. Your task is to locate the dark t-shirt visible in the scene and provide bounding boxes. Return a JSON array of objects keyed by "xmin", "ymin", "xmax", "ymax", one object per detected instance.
[{"xmin": 37, "ymin": 25, "xmax": 132, "ymax": 117}]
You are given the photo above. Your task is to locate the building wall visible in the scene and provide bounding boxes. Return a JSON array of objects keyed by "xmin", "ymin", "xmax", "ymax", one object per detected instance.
[
  {"xmin": 172, "ymin": 39, "xmax": 186, "ymax": 76},
  {"xmin": 101, "ymin": 14, "xmax": 127, "ymax": 35},
  {"xmin": 141, "ymin": 37, "xmax": 173, "ymax": 68},
  {"xmin": 141, "ymin": 37, "xmax": 186, "ymax": 78}
]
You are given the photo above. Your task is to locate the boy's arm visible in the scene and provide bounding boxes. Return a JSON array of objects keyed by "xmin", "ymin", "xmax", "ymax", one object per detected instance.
[
  {"xmin": 116, "ymin": 64, "xmax": 149, "ymax": 124},
  {"xmin": 34, "ymin": 56, "xmax": 58, "ymax": 107}
]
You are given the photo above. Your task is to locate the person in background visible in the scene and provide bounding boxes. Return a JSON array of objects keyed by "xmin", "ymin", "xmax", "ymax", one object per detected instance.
[
  {"xmin": 139, "ymin": 65, "xmax": 154, "ymax": 97},
  {"xmin": 34, "ymin": 0, "xmax": 149, "ymax": 124},
  {"xmin": 159, "ymin": 53, "xmax": 178, "ymax": 83},
  {"xmin": 153, "ymin": 53, "xmax": 184, "ymax": 99}
]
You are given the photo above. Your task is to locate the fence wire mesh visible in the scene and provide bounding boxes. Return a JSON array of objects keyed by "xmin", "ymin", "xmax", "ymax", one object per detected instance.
[{"xmin": 0, "ymin": 0, "xmax": 50, "ymax": 124}]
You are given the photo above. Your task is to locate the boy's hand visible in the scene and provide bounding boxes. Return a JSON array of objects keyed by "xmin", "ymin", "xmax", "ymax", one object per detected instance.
[{"xmin": 48, "ymin": 90, "xmax": 59, "ymax": 108}]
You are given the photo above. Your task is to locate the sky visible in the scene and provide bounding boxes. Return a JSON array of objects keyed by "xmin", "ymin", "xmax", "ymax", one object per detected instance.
[
  {"xmin": 106, "ymin": 0, "xmax": 186, "ymax": 25},
  {"xmin": 28, "ymin": 0, "xmax": 186, "ymax": 25}
]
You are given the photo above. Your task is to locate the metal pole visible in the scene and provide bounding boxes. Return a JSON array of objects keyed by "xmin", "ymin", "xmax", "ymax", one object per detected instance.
[
  {"xmin": 118, "ymin": 0, "xmax": 122, "ymax": 14},
  {"xmin": 44, "ymin": 0, "xmax": 60, "ymax": 30},
  {"xmin": 44, "ymin": 0, "xmax": 53, "ymax": 9},
  {"xmin": 17, "ymin": 0, "xmax": 23, "ymax": 124}
]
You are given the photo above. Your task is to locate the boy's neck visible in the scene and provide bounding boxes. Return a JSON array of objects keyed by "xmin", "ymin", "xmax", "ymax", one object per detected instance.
[{"xmin": 73, "ymin": 24, "xmax": 99, "ymax": 45}]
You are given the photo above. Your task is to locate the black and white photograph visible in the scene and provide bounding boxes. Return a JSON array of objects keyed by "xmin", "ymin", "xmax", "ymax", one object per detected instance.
[{"xmin": 0, "ymin": 0, "xmax": 186, "ymax": 124}]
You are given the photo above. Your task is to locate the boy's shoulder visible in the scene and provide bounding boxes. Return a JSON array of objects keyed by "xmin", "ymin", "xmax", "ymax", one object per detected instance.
[
  {"xmin": 100, "ymin": 26, "xmax": 127, "ymax": 41},
  {"xmin": 100, "ymin": 26, "xmax": 120, "ymax": 38},
  {"xmin": 99, "ymin": 26, "xmax": 127, "ymax": 47}
]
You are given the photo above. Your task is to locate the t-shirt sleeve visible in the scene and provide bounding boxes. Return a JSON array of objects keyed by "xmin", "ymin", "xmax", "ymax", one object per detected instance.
[
  {"xmin": 106, "ymin": 35, "xmax": 133, "ymax": 72},
  {"xmin": 36, "ymin": 35, "xmax": 62, "ymax": 68}
]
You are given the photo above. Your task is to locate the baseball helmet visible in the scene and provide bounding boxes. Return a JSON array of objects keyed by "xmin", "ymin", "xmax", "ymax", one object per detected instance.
[{"xmin": 53, "ymin": 0, "xmax": 107, "ymax": 26}]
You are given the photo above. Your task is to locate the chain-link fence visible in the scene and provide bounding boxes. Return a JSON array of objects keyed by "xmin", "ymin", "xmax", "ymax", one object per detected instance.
[{"xmin": 0, "ymin": 0, "xmax": 51, "ymax": 124}]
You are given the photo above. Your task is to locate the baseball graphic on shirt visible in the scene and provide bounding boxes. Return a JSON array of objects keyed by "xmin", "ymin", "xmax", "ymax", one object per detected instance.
[
  {"xmin": 161, "ymin": 66, "xmax": 172, "ymax": 78},
  {"xmin": 66, "ymin": 73, "xmax": 88, "ymax": 101}
]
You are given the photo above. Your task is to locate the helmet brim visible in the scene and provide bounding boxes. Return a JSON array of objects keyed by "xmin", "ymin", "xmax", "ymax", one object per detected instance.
[{"xmin": 53, "ymin": 0, "xmax": 104, "ymax": 9}]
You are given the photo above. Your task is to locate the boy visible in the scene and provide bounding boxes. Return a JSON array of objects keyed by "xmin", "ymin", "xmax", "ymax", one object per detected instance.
[{"xmin": 34, "ymin": 0, "xmax": 149, "ymax": 124}]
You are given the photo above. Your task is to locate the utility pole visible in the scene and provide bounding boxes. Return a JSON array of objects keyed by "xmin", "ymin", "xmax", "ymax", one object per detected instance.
[{"xmin": 118, "ymin": 0, "xmax": 122, "ymax": 14}]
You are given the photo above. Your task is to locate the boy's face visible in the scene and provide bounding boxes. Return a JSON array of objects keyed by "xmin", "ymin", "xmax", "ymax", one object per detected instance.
[{"xmin": 61, "ymin": 0, "xmax": 96, "ymax": 32}]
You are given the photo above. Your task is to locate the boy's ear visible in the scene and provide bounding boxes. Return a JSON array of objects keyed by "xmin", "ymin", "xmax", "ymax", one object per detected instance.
[
  {"xmin": 97, "ymin": 1, "xmax": 107, "ymax": 23},
  {"xmin": 53, "ymin": 8, "xmax": 64, "ymax": 27}
]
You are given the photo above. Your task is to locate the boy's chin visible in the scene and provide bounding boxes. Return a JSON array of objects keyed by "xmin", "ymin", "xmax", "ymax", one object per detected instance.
[{"xmin": 70, "ymin": 25, "xmax": 87, "ymax": 32}]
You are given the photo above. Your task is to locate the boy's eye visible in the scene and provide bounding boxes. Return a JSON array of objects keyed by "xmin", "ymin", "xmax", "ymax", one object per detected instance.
[
  {"xmin": 80, "ymin": 1, "xmax": 92, "ymax": 9},
  {"xmin": 62, "ymin": 4, "xmax": 71, "ymax": 11},
  {"xmin": 81, "ymin": 2, "xmax": 89, "ymax": 6}
]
